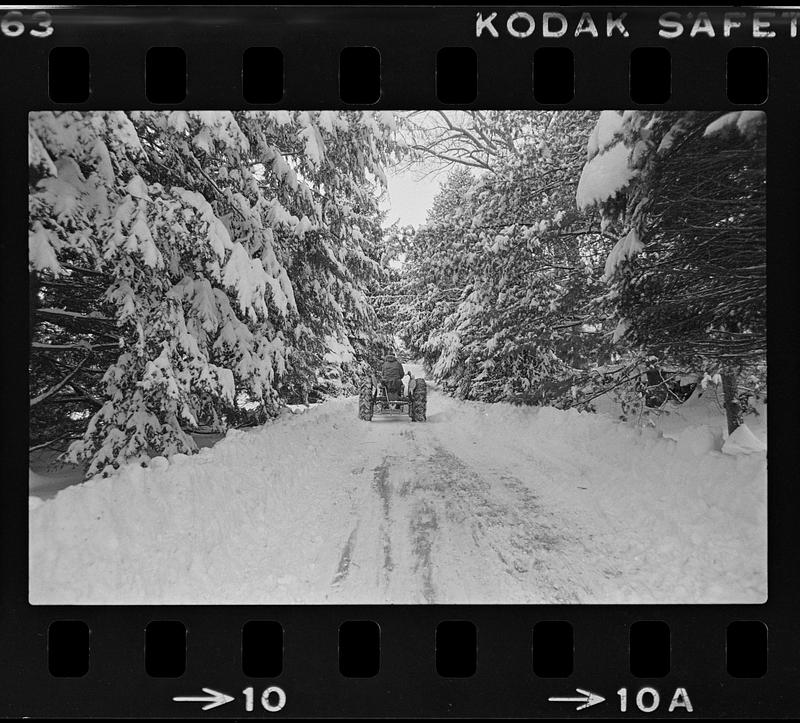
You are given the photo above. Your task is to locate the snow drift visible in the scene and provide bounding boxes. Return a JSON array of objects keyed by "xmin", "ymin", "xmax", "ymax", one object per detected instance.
[{"xmin": 29, "ymin": 383, "xmax": 766, "ymax": 605}]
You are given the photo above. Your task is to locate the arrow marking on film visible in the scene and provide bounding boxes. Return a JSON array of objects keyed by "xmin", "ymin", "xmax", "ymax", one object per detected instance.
[
  {"xmin": 173, "ymin": 688, "xmax": 235, "ymax": 711},
  {"xmin": 548, "ymin": 688, "xmax": 606, "ymax": 711}
]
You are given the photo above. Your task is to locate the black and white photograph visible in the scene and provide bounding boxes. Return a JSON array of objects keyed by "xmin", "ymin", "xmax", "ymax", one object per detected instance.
[{"xmin": 28, "ymin": 109, "xmax": 766, "ymax": 605}]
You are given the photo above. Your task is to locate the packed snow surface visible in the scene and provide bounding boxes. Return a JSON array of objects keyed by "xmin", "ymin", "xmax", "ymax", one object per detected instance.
[{"xmin": 29, "ymin": 367, "xmax": 766, "ymax": 605}]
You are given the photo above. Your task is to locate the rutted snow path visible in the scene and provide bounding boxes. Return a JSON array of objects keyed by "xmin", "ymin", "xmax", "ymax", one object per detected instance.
[
  {"xmin": 323, "ymin": 413, "xmax": 602, "ymax": 605},
  {"xmin": 29, "ymin": 367, "xmax": 767, "ymax": 605}
]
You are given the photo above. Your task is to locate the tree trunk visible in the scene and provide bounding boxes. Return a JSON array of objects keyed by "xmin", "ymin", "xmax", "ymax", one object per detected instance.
[{"xmin": 721, "ymin": 369, "xmax": 743, "ymax": 435}]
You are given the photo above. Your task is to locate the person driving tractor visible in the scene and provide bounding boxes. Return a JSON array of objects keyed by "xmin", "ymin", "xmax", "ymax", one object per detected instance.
[
  {"xmin": 381, "ymin": 352, "xmax": 404, "ymax": 396},
  {"xmin": 357, "ymin": 351, "xmax": 426, "ymax": 423}
]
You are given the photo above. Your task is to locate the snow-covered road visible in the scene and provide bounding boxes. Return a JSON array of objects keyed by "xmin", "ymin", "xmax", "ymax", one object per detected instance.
[
  {"xmin": 323, "ymin": 407, "xmax": 587, "ymax": 605},
  {"xmin": 29, "ymin": 367, "xmax": 767, "ymax": 605}
]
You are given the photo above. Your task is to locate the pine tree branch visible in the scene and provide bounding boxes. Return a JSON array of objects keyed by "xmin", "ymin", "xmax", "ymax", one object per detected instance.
[
  {"xmin": 187, "ymin": 154, "xmax": 250, "ymax": 223},
  {"xmin": 36, "ymin": 394, "xmax": 101, "ymax": 405},
  {"xmin": 66, "ymin": 381, "xmax": 104, "ymax": 408},
  {"xmin": 35, "ymin": 308, "xmax": 114, "ymax": 323},
  {"xmin": 61, "ymin": 263, "xmax": 106, "ymax": 277},
  {"xmin": 30, "ymin": 354, "xmax": 91, "ymax": 407},
  {"xmin": 32, "ymin": 341, "xmax": 119, "ymax": 351},
  {"xmin": 29, "ymin": 432, "xmax": 77, "ymax": 453},
  {"xmin": 577, "ymin": 368, "xmax": 646, "ymax": 407}
]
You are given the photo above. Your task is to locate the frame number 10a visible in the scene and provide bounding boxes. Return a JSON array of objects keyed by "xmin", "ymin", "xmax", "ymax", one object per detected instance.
[
  {"xmin": 619, "ymin": 687, "xmax": 693, "ymax": 713},
  {"xmin": 548, "ymin": 686, "xmax": 693, "ymax": 713}
]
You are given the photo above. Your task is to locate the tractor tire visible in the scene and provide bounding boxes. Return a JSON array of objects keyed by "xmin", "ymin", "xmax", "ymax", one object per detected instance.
[
  {"xmin": 358, "ymin": 379, "xmax": 374, "ymax": 421},
  {"xmin": 411, "ymin": 378, "xmax": 427, "ymax": 422}
]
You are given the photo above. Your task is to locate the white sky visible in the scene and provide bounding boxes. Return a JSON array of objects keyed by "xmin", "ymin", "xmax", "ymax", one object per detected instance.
[{"xmin": 382, "ymin": 168, "xmax": 442, "ymax": 228}]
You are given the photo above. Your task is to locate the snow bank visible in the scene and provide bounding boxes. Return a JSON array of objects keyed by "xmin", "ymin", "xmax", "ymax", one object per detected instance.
[
  {"xmin": 29, "ymin": 399, "xmax": 358, "ymax": 604},
  {"xmin": 675, "ymin": 425, "xmax": 722, "ymax": 457},
  {"xmin": 29, "ymin": 385, "xmax": 766, "ymax": 605},
  {"xmin": 722, "ymin": 423, "xmax": 766, "ymax": 456},
  {"xmin": 431, "ymin": 399, "xmax": 767, "ymax": 604}
]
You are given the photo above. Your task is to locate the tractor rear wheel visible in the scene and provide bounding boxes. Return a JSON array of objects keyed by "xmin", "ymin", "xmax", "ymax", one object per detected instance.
[
  {"xmin": 411, "ymin": 378, "xmax": 427, "ymax": 422},
  {"xmin": 358, "ymin": 378, "xmax": 374, "ymax": 421}
]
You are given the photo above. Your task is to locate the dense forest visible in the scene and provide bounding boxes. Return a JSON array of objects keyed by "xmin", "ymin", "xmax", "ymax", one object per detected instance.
[
  {"xmin": 29, "ymin": 110, "xmax": 766, "ymax": 476},
  {"xmin": 395, "ymin": 110, "xmax": 766, "ymax": 430}
]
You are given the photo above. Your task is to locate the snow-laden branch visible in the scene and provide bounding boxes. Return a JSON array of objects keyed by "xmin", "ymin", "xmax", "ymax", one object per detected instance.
[
  {"xmin": 187, "ymin": 153, "xmax": 250, "ymax": 223},
  {"xmin": 60, "ymin": 263, "xmax": 107, "ymax": 277}
]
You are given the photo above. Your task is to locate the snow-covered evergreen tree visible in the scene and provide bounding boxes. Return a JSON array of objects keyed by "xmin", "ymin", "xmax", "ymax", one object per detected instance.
[
  {"xmin": 576, "ymin": 110, "xmax": 766, "ymax": 431},
  {"xmin": 399, "ymin": 167, "xmax": 474, "ymax": 371},
  {"xmin": 366, "ymin": 222, "xmax": 414, "ymax": 354},
  {"xmin": 29, "ymin": 110, "xmax": 399, "ymax": 475},
  {"xmin": 399, "ymin": 111, "xmax": 611, "ymax": 406}
]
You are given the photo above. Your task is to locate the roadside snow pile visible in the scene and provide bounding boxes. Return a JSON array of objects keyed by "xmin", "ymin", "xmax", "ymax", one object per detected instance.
[
  {"xmin": 591, "ymin": 384, "xmax": 767, "ymax": 451},
  {"xmin": 675, "ymin": 425, "xmax": 722, "ymax": 457},
  {"xmin": 722, "ymin": 423, "xmax": 766, "ymax": 456},
  {"xmin": 284, "ymin": 402, "xmax": 321, "ymax": 414},
  {"xmin": 29, "ymin": 384, "xmax": 766, "ymax": 605},
  {"xmin": 432, "ymin": 400, "xmax": 767, "ymax": 604},
  {"xmin": 29, "ymin": 398, "xmax": 358, "ymax": 604}
]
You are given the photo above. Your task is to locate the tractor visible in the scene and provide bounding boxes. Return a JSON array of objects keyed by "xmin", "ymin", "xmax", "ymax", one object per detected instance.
[{"xmin": 358, "ymin": 370, "xmax": 427, "ymax": 422}]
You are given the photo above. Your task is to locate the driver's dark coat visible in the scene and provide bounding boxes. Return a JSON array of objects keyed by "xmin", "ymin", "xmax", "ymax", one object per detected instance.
[{"xmin": 381, "ymin": 357, "xmax": 404, "ymax": 381}]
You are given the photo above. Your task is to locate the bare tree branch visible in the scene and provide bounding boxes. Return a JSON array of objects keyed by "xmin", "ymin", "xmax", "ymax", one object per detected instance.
[{"xmin": 30, "ymin": 354, "xmax": 91, "ymax": 407}]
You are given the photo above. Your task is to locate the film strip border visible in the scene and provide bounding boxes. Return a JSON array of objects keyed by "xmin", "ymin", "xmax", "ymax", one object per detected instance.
[
  {"xmin": 3, "ymin": 4, "xmax": 799, "ymax": 719},
  {"xmin": 49, "ymin": 617, "xmax": 766, "ymax": 678},
  {"xmin": 42, "ymin": 44, "xmax": 767, "ymax": 107},
  {"xmin": 3, "ymin": 6, "xmax": 794, "ymax": 108},
  {"xmin": 13, "ymin": 608, "xmax": 788, "ymax": 717}
]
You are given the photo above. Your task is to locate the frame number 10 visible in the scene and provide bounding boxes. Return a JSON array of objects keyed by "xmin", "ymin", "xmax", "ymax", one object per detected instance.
[{"xmin": 243, "ymin": 686, "xmax": 286, "ymax": 713}]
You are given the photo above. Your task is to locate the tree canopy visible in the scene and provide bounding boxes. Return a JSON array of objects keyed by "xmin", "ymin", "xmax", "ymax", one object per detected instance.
[
  {"xmin": 30, "ymin": 110, "xmax": 400, "ymax": 475},
  {"xmin": 29, "ymin": 110, "xmax": 766, "ymax": 473}
]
